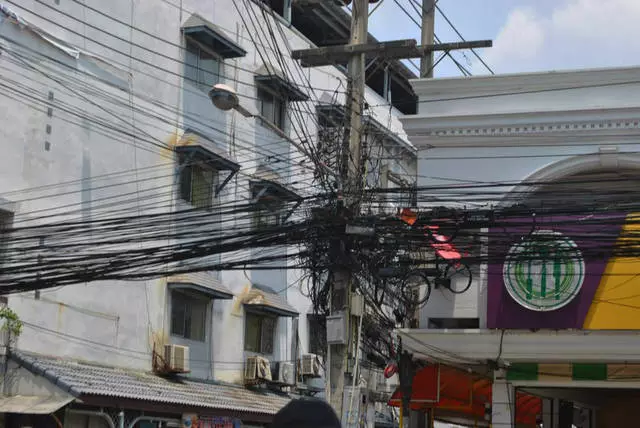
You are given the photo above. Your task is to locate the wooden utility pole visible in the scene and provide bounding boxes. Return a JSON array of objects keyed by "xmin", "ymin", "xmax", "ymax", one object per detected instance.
[
  {"xmin": 292, "ymin": 2, "xmax": 491, "ymax": 425},
  {"xmin": 420, "ymin": 0, "xmax": 436, "ymax": 78},
  {"xmin": 417, "ymin": 3, "xmax": 435, "ymax": 427},
  {"xmin": 329, "ymin": 0, "xmax": 368, "ymax": 422}
]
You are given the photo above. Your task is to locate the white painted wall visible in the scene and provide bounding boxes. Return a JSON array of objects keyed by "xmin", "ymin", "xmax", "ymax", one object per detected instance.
[{"xmin": 0, "ymin": 0, "xmax": 413, "ymax": 387}]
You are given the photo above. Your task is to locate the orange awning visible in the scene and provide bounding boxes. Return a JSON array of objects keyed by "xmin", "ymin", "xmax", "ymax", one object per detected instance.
[{"xmin": 388, "ymin": 365, "xmax": 541, "ymax": 426}]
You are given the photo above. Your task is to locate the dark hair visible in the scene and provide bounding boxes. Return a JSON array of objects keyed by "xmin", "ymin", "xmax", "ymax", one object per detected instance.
[{"xmin": 271, "ymin": 398, "xmax": 341, "ymax": 428}]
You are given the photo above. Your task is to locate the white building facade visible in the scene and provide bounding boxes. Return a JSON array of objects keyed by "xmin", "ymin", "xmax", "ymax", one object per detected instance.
[
  {"xmin": 398, "ymin": 67, "xmax": 640, "ymax": 427},
  {"xmin": 0, "ymin": 1, "xmax": 415, "ymax": 427}
]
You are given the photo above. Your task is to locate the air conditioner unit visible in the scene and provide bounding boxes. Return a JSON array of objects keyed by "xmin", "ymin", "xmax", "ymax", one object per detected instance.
[
  {"xmin": 300, "ymin": 354, "xmax": 321, "ymax": 377},
  {"xmin": 245, "ymin": 356, "xmax": 272, "ymax": 382},
  {"xmin": 273, "ymin": 361, "xmax": 295, "ymax": 385},
  {"xmin": 164, "ymin": 344, "xmax": 190, "ymax": 373}
]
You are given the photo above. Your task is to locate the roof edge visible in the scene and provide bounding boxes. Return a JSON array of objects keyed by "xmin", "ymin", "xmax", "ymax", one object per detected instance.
[{"xmin": 10, "ymin": 350, "xmax": 82, "ymax": 397}]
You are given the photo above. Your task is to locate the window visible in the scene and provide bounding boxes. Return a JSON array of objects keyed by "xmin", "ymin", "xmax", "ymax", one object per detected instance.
[
  {"xmin": 316, "ymin": 104, "xmax": 345, "ymax": 172},
  {"xmin": 260, "ymin": 0, "xmax": 285, "ymax": 17},
  {"xmin": 307, "ymin": 314, "xmax": 326, "ymax": 355},
  {"xmin": 244, "ymin": 312, "xmax": 276, "ymax": 354},
  {"xmin": 178, "ymin": 154, "xmax": 219, "ymax": 210},
  {"xmin": 185, "ymin": 40, "xmax": 220, "ymax": 88},
  {"xmin": 252, "ymin": 189, "xmax": 284, "ymax": 229},
  {"xmin": 171, "ymin": 291, "xmax": 208, "ymax": 341},
  {"xmin": 258, "ymin": 88, "xmax": 286, "ymax": 131}
]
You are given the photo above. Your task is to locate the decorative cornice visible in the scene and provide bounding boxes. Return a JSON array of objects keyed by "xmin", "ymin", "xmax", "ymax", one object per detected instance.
[
  {"xmin": 401, "ymin": 107, "xmax": 640, "ymax": 148},
  {"xmin": 398, "ymin": 329, "xmax": 640, "ymax": 363},
  {"xmin": 409, "ymin": 66, "xmax": 640, "ymax": 100}
]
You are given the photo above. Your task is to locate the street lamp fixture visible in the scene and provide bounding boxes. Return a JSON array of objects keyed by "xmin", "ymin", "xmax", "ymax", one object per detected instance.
[
  {"xmin": 209, "ymin": 83, "xmax": 253, "ymax": 118},
  {"xmin": 209, "ymin": 83, "xmax": 291, "ymax": 140}
]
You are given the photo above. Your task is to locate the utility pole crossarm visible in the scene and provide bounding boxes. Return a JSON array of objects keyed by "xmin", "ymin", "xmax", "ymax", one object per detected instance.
[{"xmin": 292, "ymin": 40, "xmax": 492, "ymax": 67}]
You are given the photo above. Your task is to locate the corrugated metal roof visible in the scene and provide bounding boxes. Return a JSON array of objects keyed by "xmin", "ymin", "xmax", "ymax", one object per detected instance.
[
  {"xmin": 243, "ymin": 285, "xmax": 298, "ymax": 317},
  {"xmin": 12, "ymin": 352, "xmax": 291, "ymax": 415},
  {"xmin": 167, "ymin": 272, "xmax": 234, "ymax": 300}
]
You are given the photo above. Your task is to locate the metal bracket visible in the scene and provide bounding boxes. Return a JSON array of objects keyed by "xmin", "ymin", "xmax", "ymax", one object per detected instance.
[
  {"xmin": 281, "ymin": 200, "xmax": 302, "ymax": 223},
  {"xmin": 250, "ymin": 186, "xmax": 270, "ymax": 204},
  {"xmin": 215, "ymin": 169, "xmax": 237, "ymax": 197}
]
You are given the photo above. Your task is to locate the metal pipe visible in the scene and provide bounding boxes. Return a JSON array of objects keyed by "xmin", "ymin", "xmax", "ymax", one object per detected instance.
[
  {"xmin": 118, "ymin": 411, "xmax": 124, "ymax": 428},
  {"xmin": 127, "ymin": 416, "xmax": 181, "ymax": 428},
  {"xmin": 66, "ymin": 409, "xmax": 116, "ymax": 428},
  {"xmin": 50, "ymin": 413, "xmax": 63, "ymax": 428}
]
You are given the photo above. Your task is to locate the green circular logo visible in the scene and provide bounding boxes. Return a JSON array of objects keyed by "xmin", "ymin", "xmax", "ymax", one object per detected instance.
[{"xmin": 503, "ymin": 230, "xmax": 584, "ymax": 312}]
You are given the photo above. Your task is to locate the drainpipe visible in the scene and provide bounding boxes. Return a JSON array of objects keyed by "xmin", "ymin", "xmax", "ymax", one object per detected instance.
[
  {"xmin": 118, "ymin": 411, "xmax": 125, "ymax": 428},
  {"xmin": 127, "ymin": 416, "xmax": 181, "ymax": 428}
]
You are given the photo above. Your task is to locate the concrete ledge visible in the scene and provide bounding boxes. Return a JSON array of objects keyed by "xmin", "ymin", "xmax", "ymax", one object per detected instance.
[{"xmin": 397, "ymin": 328, "xmax": 640, "ymax": 363}]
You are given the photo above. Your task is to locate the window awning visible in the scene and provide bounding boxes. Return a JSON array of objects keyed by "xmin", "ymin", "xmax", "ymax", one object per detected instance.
[
  {"xmin": 168, "ymin": 272, "xmax": 234, "ymax": 300},
  {"xmin": 177, "ymin": 129, "xmax": 240, "ymax": 172},
  {"xmin": 388, "ymin": 364, "xmax": 541, "ymax": 426},
  {"xmin": 242, "ymin": 284, "xmax": 298, "ymax": 317},
  {"xmin": 182, "ymin": 14, "xmax": 246, "ymax": 59},
  {"xmin": 0, "ymin": 395, "xmax": 73, "ymax": 414},
  {"xmin": 250, "ymin": 179, "xmax": 302, "ymax": 203},
  {"xmin": 317, "ymin": 103, "xmax": 346, "ymax": 126},
  {"xmin": 255, "ymin": 64, "xmax": 309, "ymax": 102},
  {"xmin": 250, "ymin": 164, "xmax": 302, "ymax": 203}
]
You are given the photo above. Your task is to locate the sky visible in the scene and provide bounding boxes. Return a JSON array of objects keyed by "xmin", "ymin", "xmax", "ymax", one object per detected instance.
[{"xmin": 366, "ymin": 0, "xmax": 640, "ymax": 78}]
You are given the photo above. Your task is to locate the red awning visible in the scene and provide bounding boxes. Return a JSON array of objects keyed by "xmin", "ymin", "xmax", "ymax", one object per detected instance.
[{"xmin": 388, "ymin": 365, "xmax": 541, "ymax": 426}]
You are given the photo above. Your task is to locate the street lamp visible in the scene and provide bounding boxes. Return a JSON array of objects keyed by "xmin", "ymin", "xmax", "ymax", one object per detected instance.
[
  {"xmin": 209, "ymin": 83, "xmax": 290, "ymax": 141},
  {"xmin": 209, "ymin": 83, "xmax": 253, "ymax": 118},
  {"xmin": 209, "ymin": 84, "xmax": 337, "ymax": 179}
]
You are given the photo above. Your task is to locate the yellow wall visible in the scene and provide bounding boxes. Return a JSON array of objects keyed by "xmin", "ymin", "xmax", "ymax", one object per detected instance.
[{"xmin": 584, "ymin": 214, "xmax": 640, "ymax": 329}]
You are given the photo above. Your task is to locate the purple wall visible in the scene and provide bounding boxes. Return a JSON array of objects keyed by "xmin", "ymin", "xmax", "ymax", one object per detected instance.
[{"xmin": 486, "ymin": 214, "xmax": 624, "ymax": 329}]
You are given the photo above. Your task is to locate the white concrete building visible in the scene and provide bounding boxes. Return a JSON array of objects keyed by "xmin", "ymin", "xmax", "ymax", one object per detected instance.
[
  {"xmin": 397, "ymin": 67, "xmax": 640, "ymax": 427},
  {"xmin": 0, "ymin": 1, "xmax": 416, "ymax": 427}
]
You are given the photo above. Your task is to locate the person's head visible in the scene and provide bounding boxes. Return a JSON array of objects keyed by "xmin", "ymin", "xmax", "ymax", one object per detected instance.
[{"xmin": 271, "ymin": 398, "xmax": 341, "ymax": 428}]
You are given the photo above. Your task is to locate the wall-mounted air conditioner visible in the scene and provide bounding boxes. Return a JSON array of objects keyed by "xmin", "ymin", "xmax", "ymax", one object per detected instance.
[
  {"xmin": 164, "ymin": 344, "xmax": 190, "ymax": 373},
  {"xmin": 245, "ymin": 356, "xmax": 272, "ymax": 382},
  {"xmin": 300, "ymin": 353, "xmax": 321, "ymax": 377},
  {"xmin": 272, "ymin": 361, "xmax": 295, "ymax": 385}
]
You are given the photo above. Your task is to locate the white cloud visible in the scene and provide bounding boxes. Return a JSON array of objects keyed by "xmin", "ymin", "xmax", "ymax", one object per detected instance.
[
  {"xmin": 481, "ymin": 7, "xmax": 545, "ymax": 72},
  {"xmin": 476, "ymin": 0, "xmax": 640, "ymax": 74},
  {"xmin": 552, "ymin": 0, "xmax": 640, "ymax": 42}
]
